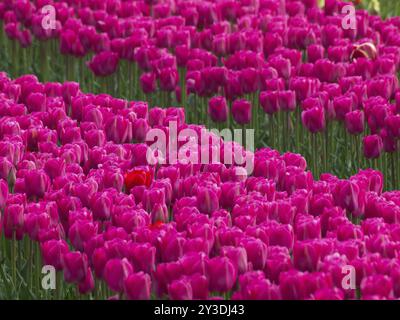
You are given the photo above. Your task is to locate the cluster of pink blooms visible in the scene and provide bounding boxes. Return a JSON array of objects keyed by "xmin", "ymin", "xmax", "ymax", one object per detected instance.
[
  {"xmin": 2, "ymin": 0, "xmax": 400, "ymax": 159},
  {"xmin": 0, "ymin": 71, "xmax": 400, "ymax": 300}
]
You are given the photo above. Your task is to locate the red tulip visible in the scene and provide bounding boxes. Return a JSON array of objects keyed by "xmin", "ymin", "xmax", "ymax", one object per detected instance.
[{"xmin": 124, "ymin": 170, "xmax": 152, "ymax": 192}]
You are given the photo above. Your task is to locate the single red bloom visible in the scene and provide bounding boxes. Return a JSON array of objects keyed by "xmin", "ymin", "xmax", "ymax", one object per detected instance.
[
  {"xmin": 149, "ymin": 221, "xmax": 164, "ymax": 229},
  {"xmin": 124, "ymin": 169, "xmax": 152, "ymax": 191}
]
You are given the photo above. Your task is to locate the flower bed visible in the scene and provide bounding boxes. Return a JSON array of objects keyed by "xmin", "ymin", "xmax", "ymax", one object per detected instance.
[
  {"xmin": 0, "ymin": 0, "xmax": 400, "ymax": 301},
  {"xmin": 0, "ymin": 72, "xmax": 399, "ymax": 300},
  {"xmin": 1, "ymin": 0, "xmax": 400, "ymax": 186}
]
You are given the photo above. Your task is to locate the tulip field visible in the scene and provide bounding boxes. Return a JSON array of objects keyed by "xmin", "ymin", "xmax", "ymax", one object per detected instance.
[{"xmin": 1, "ymin": 0, "xmax": 400, "ymax": 302}]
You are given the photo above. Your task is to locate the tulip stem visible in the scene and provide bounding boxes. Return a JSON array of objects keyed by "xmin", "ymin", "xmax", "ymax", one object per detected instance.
[
  {"xmin": 324, "ymin": 127, "xmax": 329, "ymax": 174},
  {"xmin": 56, "ymin": 272, "xmax": 62, "ymax": 300},
  {"xmin": 40, "ymin": 41, "xmax": 48, "ymax": 82},
  {"xmin": 11, "ymin": 234, "xmax": 17, "ymax": 289},
  {"xmin": 36, "ymin": 243, "xmax": 41, "ymax": 297},
  {"xmin": 269, "ymin": 115, "xmax": 274, "ymax": 148},
  {"xmin": 1, "ymin": 233, "xmax": 7, "ymax": 262},
  {"xmin": 28, "ymin": 239, "xmax": 33, "ymax": 291},
  {"xmin": 311, "ymin": 133, "xmax": 318, "ymax": 178},
  {"xmin": 12, "ymin": 40, "xmax": 18, "ymax": 78}
]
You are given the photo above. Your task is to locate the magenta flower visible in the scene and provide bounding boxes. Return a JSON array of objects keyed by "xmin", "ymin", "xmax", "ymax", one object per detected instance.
[
  {"xmin": 103, "ymin": 258, "xmax": 134, "ymax": 293},
  {"xmin": 208, "ymin": 96, "xmax": 228, "ymax": 123},
  {"xmin": 41, "ymin": 240, "xmax": 70, "ymax": 271},
  {"xmin": 87, "ymin": 52, "xmax": 119, "ymax": 77},
  {"xmin": 62, "ymin": 252, "xmax": 89, "ymax": 283},
  {"xmin": 168, "ymin": 277, "xmax": 193, "ymax": 300},
  {"xmin": 345, "ymin": 110, "xmax": 365, "ymax": 135},
  {"xmin": 301, "ymin": 106, "xmax": 326, "ymax": 133},
  {"xmin": 124, "ymin": 272, "xmax": 152, "ymax": 300},
  {"xmin": 206, "ymin": 257, "xmax": 237, "ymax": 293},
  {"xmin": 232, "ymin": 99, "xmax": 252, "ymax": 125},
  {"xmin": 363, "ymin": 134, "xmax": 384, "ymax": 159},
  {"xmin": 3, "ymin": 203, "xmax": 24, "ymax": 240}
]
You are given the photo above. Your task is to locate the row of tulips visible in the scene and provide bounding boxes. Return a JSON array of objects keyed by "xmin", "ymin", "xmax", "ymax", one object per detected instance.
[
  {"xmin": 1, "ymin": 0, "xmax": 400, "ymax": 187},
  {"xmin": 0, "ymin": 71, "xmax": 400, "ymax": 300}
]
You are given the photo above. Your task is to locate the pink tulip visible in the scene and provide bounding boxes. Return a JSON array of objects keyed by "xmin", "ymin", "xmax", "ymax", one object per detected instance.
[
  {"xmin": 159, "ymin": 68, "xmax": 178, "ymax": 91},
  {"xmin": 103, "ymin": 258, "xmax": 134, "ymax": 292},
  {"xmin": 196, "ymin": 187, "xmax": 219, "ymax": 215},
  {"xmin": 208, "ymin": 96, "xmax": 228, "ymax": 123},
  {"xmin": 260, "ymin": 91, "xmax": 279, "ymax": 115},
  {"xmin": 78, "ymin": 267, "xmax": 95, "ymax": 294},
  {"xmin": 124, "ymin": 272, "xmax": 152, "ymax": 300},
  {"xmin": 168, "ymin": 278, "xmax": 193, "ymax": 300},
  {"xmin": 88, "ymin": 52, "xmax": 119, "ymax": 77},
  {"xmin": 68, "ymin": 220, "xmax": 98, "ymax": 252},
  {"xmin": 207, "ymin": 257, "xmax": 237, "ymax": 292},
  {"xmin": 363, "ymin": 135, "xmax": 383, "ymax": 159},
  {"xmin": 220, "ymin": 246, "xmax": 248, "ymax": 274},
  {"xmin": 3, "ymin": 203, "xmax": 24, "ymax": 240},
  {"xmin": 140, "ymin": 72, "xmax": 157, "ymax": 94},
  {"xmin": 293, "ymin": 240, "xmax": 322, "ymax": 272},
  {"xmin": 105, "ymin": 115, "xmax": 132, "ymax": 144},
  {"xmin": 301, "ymin": 107, "xmax": 325, "ymax": 133},
  {"xmin": 62, "ymin": 252, "xmax": 89, "ymax": 283},
  {"xmin": 24, "ymin": 170, "xmax": 50, "ymax": 199},
  {"xmin": 361, "ymin": 275, "xmax": 393, "ymax": 299},
  {"xmin": 232, "ymin": 99, "xmax": 252, "ymax": 125},
  {"xmin": 41, "ymin": 240, "xmax": 70, "ymax": 271},
  {"xmin": 345, "ymin": 110, "xmax": 365, "ymax": 135}
]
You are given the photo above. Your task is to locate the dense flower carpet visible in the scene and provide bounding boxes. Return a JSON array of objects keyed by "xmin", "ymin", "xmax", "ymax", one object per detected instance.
[{"xmin": 0, "ymin": 0, "xmax": 400, "ymax": 300}]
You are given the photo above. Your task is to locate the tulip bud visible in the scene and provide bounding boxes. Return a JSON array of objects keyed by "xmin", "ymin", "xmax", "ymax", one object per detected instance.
[
  {"xmin": 159, "ymin": 68, "xmax": 178, "ymax": 91},
  {"xmin": 68, "ymin": 220, "xmax": 98, "ymax": 252},
  {"xmin": 105, "ymin": 115, "xmax": 132, "ymax": 144},
  {"xmin": 220, "ymin": 246, "xmax": 248, "ymax": 274},
  {"xmin": 0, "ymin": 157, "xmax": 16, "ymax": 186},
  {"xmin": 385, "ymin": 114, "xmax": 400, "ymax": 138},
  {"xmin": 168, "ymin": 278, "xmax": 193, "ymax": 300},
  {"xmin": 260, "ymin": 91, "xmax": 279, "ymax": 115},
  {"xmin": 24, "ymin": 170, "xmax": 50, "ymax": 199},
  {"xmin": 44, "ymin": 158, "xmax": 66, "ymax": 180},
  {"xmin": 26, "ymin": 92, "xmax": 46, "ymax": 113},
  {"xmin": 345, "ymin": 110, "xmax": 365, "ymax": 135},
  {"xmin": 301, "ymin": 107, "xmax": 326, "ymax": 133},
  {"xmin": 124, "ymin": 272, "xmax": 152, "ymax": 300},
  {"xmin": 241, "ymin": 238, "xmax": 268, "ymax": 270},
  {"xmin": 208, "ymin": 96, "xmax": 228, "ymax": 123},
  {"xmin": 206, "ymin": 257, "xmax": 237, "ymax": 292},
  {"xmin": 232, "ymin": 99, "xmax": 252, "ymax": 125},
  {"xmin": 62, "ymin": 251, "xmax": 89, "ymax": 283},
  {"xmin": 3, "ymin": 203, "xmax": 24, "ymax": 240},
  {"xmin": 196, "ymin": 187, "xmax": 219, "ymax": 215},
  {"xmin": 92, "ymin": 247, "xmax": 108, "ymax": 278},
  {"xmin": 41, "ymin": 240, "xmax": 70, "ymax": 271},
  {"xmin": 307, "ymin": 44, "xmax": 325, "ymax": 63},
  {"xmin": 361, "ymin": 275, "xmax": 393, "ymax": 299},
  {"xmin": 87, "ymin": 52, "xmax": 119, "ymax": 77},
  {"xmin": 363, "ymin": 134, "xmax": 383, "ymax": 159},
  {"xmin": 78, "ymin": 267, "xmax": 95, "ymax": 294},
  {"xmin": 104, "ymin": 258, "xmax": 134, "ymax": 292},
  {"xmin": 293, "ymin": 240, "xmax": 321, "ymax": 272},
  {"xmin": 139, "ymin": 72, "xmax": 157, "ymax": 93}
]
